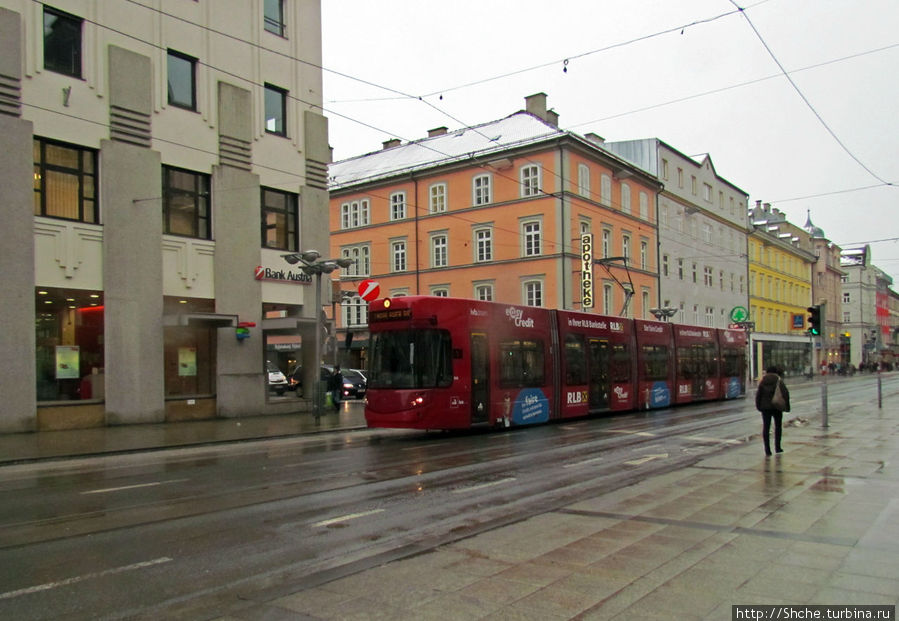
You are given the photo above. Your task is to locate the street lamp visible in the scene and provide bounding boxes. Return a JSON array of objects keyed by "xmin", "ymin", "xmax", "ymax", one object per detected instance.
[
  {"xmin": 650, "ymin": 307, "xmax": 677, "ymax": 322},
  {"xmin": 282, "ymin": 250, "xmax": 354, "ymax": 420}
]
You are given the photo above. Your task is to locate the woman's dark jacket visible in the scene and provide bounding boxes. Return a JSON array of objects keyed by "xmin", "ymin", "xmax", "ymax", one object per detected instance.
[{"xmin": 755, "ymin": 372, "xmax": 790, "ymax": 412}]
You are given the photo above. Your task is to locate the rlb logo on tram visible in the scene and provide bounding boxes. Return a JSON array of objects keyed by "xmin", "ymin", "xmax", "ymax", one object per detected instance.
[{"xmin": 566, "ymin": 390, "xmax": 589, "ymax": 404}]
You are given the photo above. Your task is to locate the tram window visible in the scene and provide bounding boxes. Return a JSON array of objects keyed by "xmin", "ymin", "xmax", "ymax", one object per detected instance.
[
  {"xmin": 641, "ymin": 345, "xmax": 669, "ymax": 381},
  {"xmin": 722, "ymin": 348, "xmax": 744, "ymax": 376},
  {"xmin": 499, "ymin": 339, "xmax": 545, "ymax": 387},
  {"xmin": 369, "ymin": 329, "xmax": 452, "ymax": 389},
  {"xmin": 564, "ymin": 334, "xmax": 586, "ymax": 384},
  {"xmin": 610, "ymin": 344, "xmax": 631, "ymax": 382},
  {"xmin": 677, "ymin": 347, "xmax": 695, "ymax": 378}
]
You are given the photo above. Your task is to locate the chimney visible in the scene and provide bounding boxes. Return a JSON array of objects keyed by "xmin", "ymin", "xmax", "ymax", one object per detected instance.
[
  {"xmin": 763, "ymin": 202, "xmax": 771, "ymax": 212},
  {"xmin": 546, "ymin": 109, "xmax": 559, "ymax": 127},
  {"xmin": 382, "ymin": 138, "xmax": 401, "ymax": 150},
  {"xmin": 428, "ymin": 126, "xmax": 448, "ymax": 137},
  {"xmin": 585, "ymin": 132, "xmax": 605, "ymax": 146},
  {"xmin": 525, "ymin": 92, "xmax": 548, "ymax": 121}
]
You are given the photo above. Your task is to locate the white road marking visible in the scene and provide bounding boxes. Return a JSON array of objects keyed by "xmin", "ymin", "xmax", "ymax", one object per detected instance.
[
  {"xmin": 81, "ymin": 478, "xmax": 189, "ymax": 495},
  {"xmin": 624, "ymin": 453, "xmax": 669, "ymax": 466},
  {"xmin": 686, "ymin": 435, "xmax": 742, "ymax": 445},
  {"xmin": 563, "ymin": 456, "xmax": 604, "ymax": 468},
  {"xmin": 451, "ymin": 477, "xmax": 517, "ymax": 494},
  {"xmin": 312, "ymin": 509, "xmax": 385, "ymax": 528},
  {"xmin": 605, "ymin": 429, "xmax": 656, "ymax": 437},
  {"xmin": 0, "ymin": 557, "xmax": 173, "ymax": 600}
]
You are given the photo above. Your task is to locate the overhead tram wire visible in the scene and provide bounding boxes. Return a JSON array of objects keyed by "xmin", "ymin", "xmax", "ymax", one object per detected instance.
[{"xmin": 729, "ymin": 0, "xmax": 897, "ymax": 189}]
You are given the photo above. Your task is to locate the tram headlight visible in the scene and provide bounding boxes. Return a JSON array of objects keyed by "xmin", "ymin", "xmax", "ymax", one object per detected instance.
[{"xmin": 410, "ymin": 393, "xmax": 426, "ymax": 407}]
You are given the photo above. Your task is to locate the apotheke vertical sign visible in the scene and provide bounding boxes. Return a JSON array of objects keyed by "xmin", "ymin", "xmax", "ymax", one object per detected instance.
[{"xmin": 581, "ymin": 233, "xmax": 594, "ymax": 308}]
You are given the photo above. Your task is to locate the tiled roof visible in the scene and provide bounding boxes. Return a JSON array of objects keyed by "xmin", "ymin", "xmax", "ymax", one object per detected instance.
[{"xmin": 328, "ymin": 112, "xmax": 563, "ymax": 190}]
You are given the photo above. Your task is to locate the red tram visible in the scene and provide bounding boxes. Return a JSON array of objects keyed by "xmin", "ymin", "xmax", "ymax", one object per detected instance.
[{"xmin": 364, "ymin": 296, "xmax": 747, "ymax": 431}]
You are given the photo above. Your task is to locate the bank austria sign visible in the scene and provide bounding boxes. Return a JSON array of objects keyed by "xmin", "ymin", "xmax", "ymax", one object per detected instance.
[{"xmin": 254, "ymin": 264, "xmax": 313, "ymax": 284}]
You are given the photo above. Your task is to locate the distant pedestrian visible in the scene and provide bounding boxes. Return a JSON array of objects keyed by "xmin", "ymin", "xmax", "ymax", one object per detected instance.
[
  {"xmin": 327, "ymin": 366, "xmax": 343, "ymax": 411},
  {"xmin": 755, "ymin": 366, "xmax": 790, "ymax": 456}
]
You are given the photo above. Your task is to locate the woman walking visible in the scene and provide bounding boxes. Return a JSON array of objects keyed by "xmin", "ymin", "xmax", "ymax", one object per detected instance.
[{"xmin": 755, "ymin": 366, "xmax": 790, "ymax": 456}]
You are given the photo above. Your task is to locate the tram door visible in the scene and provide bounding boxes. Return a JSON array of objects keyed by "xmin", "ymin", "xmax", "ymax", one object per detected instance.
[
  {"xmin": 470, "ymin": 333, "xmax": 489, "ymax": 424},
  {"xmin": 588, "ymin": 339, "xmax": 610, "ymax": 410}
]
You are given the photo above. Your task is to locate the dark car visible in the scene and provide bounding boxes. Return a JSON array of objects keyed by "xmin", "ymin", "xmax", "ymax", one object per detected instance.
[
  {"xmin": 339, "ymin": 368, "xmax": 367, "ymax": 399},
  {"xmin": 287, "ymin": 365, "xmax": 330, "ymax": 396}
]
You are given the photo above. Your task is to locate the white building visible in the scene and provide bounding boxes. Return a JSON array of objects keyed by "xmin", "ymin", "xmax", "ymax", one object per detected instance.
[
  {"xmin": 0, "ymin": 1, "xmax": 329, "ymax": 432},
  {"xmin": 604, "ymin": 139, "xmax": 750, "ymax": 327}
]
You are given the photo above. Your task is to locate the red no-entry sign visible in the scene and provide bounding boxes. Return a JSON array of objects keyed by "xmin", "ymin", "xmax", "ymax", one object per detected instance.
[{"xmin": 357, "ymin": 279, "xmax": 380, "ymax": 302}]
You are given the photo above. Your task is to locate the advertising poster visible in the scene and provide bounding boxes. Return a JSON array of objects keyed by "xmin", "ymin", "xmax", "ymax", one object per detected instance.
[
  {"xmin": 55, "ymin": 346, "xmax": 80, "ymax": 379},
  {"xmin": 178, "ymin": 347, "xmax": 197, "ymax": 377}
]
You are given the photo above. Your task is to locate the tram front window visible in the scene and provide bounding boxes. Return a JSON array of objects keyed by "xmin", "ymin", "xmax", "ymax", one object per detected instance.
[{"xmin": 369, "ymin": 329, "xmax": 452, "ymax": 389}]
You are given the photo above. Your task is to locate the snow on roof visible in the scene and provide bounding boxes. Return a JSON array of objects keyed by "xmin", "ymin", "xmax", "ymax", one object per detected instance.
[{"xmin": 329, "ymin": 112, "xmax": 563, "ymax": 190}]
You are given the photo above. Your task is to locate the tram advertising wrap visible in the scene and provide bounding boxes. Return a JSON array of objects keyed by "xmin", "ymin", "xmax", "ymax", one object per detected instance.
[{"xmin": 364, "ymin": 296, "xmax": 747, "ymax": 431}]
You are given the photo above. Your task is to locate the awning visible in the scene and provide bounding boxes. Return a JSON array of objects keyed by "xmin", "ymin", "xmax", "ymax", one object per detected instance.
[{"xmin": 163, "ymin": 313, "xmax": 238, "ymax": 328}]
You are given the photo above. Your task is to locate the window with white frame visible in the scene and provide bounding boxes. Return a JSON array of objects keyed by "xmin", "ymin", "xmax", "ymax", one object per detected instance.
[
  {"xmin": 580, "ymin": 220, "xmax": 591, "ymax": 235},
  {"xmin": 522, "ymin": 219, "xmax": 541, "ymax": 257},
  {"xmin": 703, "ymin": 183, "xmax": 712, "ymax": 202},
  {"xmin": 640, "ymin": 240, "xmax": 648, "ymax": 270},
  {"xmin": 600, "ymin": 174, "xmax": 612, "ymax": 206},
  {"xmin": 704, "ymin": 266, "xmax": 713, "ymax": 287},
  {"xmin": 662, "ymin": 254, "xmax": 669, "ymax": 277},
  {"xmin": 431, "ymin": 234, "xmax": 448, "ymax": 268},
  {"xmin": 602, "ymin": 229, "xmax": 611, "ymax": 258},
  {"xmin": 843, "ymin": 292, "xmax": 851, "ymax": 304},
  {"xmin": 341, "ymin": 245, "xmax": 370, "ymax": 276},
  {"xmin": 431, "ymin": 287, "xmax": 449, "ymax": 297},
  {"xmin": 44, "ymin": 7, "xmax": 82, "ymax": 78},
  {"xmin": 343, "ymin": 297, "xmax": 368, "ymax": 327},
  {"xmin": 524, "ymin": 280, "xmax": 543, "ymax": 307},
  {"xmin": 677, "ymin": 168, "xmax": 683, "ymax": 188},
  {"xmin": 429, "ymin": 183, "xmax": 447, "ymax": 213},
  {"xmin": 677, "ymin": 258, "xmax": 684, "ymax": 280},
  {"xmin": 693, "ymin": 304, "xmax": 699, "ymax": 324},
  {"xmin": 520, "ymin": 165, "xmax": 541, "ymax": 197},
  {"xmin": 340, "ymin": 199, "xmax": 370, "ymax": 229},
  {"xmin": 620, "ymin": 183, "xmax": 631, "ymax": 214},
  {"xmin": 472, "ymin": 174, "xmax": 492, "ymax": 206},
  {"xmin": 639, "ymin": 192, "xmax": 649, "ymax": 220},
  {"xmin": 603, "ymin": 283, "xmax": 614, "ymax": 315},
  {"xmin": 705, "ymin": 306, "xmax": 714, "ymax": 327},
  {"xmin": 691, "ymin": 176, "xmax": 697, "ymax": 196},
  {"xmin": 577, "ymin": 164, "xmax": 590, "ymax": 197},
  {"xmin": 390, "ymin": 191, "xmax": 406, "ymax": 220},
  {"xmin": 475, "ymin": 227, "xmax": 492, "ymax": 262},
  {"xmin": 662, "ymin": 159, "xmax": 669, "ymax": 180},
  {"xmin": 703, "ymin": 223, "xmax": 712, "ymax": 243},
  {"xmin": 391, "ymin": 240, "xmax": 407, "ymax": 272},
  {"xmin": 843, "ymin": 311, "xmax": 851, "ymax": 323},
  {"xmin": 642, "ymin": 290, "xmax": 650, "ymax": 319},
  {"xmin": 622, "ymin": 234, "xmax": 631, "ymax": 261},
  {"xmin": 475, "ymin": 283, "xmax": 494, "ymax": 301}
]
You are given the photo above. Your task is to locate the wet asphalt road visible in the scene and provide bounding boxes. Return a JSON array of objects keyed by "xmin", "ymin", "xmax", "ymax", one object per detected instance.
[{"xmin": 0, "ymin": 377, "xmax": 888, "ymax": 619}]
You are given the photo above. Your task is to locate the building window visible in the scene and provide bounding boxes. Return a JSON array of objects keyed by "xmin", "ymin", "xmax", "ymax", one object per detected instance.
[
  {"xmin": 429, "ymin": 183, "xmax": 447, "ymax": 213},
  {"xmin": 520, "ymin": 165, "xmax": 541, "ymax": 197},
  {"xmin": 33, "ymin": 137, "xmax": 98, "ymax": 223},
  {"xmin": 691, "ymin": 176, "xmax": 697, "ymax": 195},
  {"xmin": 431, "ymin": 234, "xmax": 448, "ymax": 268},
  {"xmin": 261, "ymin": 187, "xmax": 298, "ymax": 251},
  {"xmin": 622, "ymin": 234, "xmax": 631, "ymax": 261},
  {"xmin": 344, "ymin": 297, "xmax": 368, "ymax": 327},
  {"xmin": 703, "ymin": 183, "xmax": 712, "ymax": 202},
  {"xmin": 522, "ymin": 220, "xmax": 541, "ymax": 257},
  {"xmin": 475, "ymin": 228, "xmax": 492, "ymax": 262},
  {"xmin": 600, "ymin": 174, "xmax": 612, "ymax": 206},
  {"xmin": 162, "ymin": 166, "xmax": 210, "ymax": 239},
  {"xmin": 661, "ymin": 159, "xmax": 669, "ymax": 180},
  {"xmin": 677, "ymin": 168, "xmax": 684, "ymax": 188},
  {"xmin": 430, "ymin": 287, "xmax": 450, "ymax": 297},
  {"xmin": 705, "ymin": 306, "xmax": 714, "ymax": 327},
  {"xmin": 167, "ymin": 50, "xmax": 196, "ymax": 110},
  {"xmin": 660, "ymin": 204, "xmax": 668, "ymax": 228},
  {"xmin": 35, "ymin": 287, "xmax": 105, "ymax": 402},
  {"xmin": 43, "ymin": 6, "xmax": 82, "ymax": 78},
  {"xmin": 263, "ymin": 0, "xmax": 285, "ymax": 36},
  {"xmin": 602, "ymin": 229, "xmax": 611, "ymax": 258},
  {"xmin": 692, "ymin": 263, "xmax": 698, "ymax": 283},
  {"xmin": 843, "ymin": 292, "xmax": 851, "ymax": 304},
  {"xmin": 473, "ymin": 174, "xmax": 492, "ymax": 206},
  {"xmin": 640, "ymin": 240, "xmax": 648, "ymax": 270},
  {"xmin": 603, "ymin": 283, "xmax": 614, "ymax": 315},
  {"xmin": 340, "ymin": 199, "xmax": 370, "ymax": 229},
  {"xmin": 662, "ymin": 254, "xmax": 669, "ymax": 277},
  {"xmin": 389, "ymin": 191, "xmax": 406, "ymax": 220},
  {"xmin": 620, "ymin": 183, "xmax": 631, "ymax": 214},
  {"xmin": 677, "ymin": 258, "xmax": 684, "ymax": 280},
  {"xmin": 704, "ymin": 266, "xmax": 713, "ymax": 287},
  {"xmin": 577, "ymin": 164, "xmax": 590, "ymax": 197},
  {"xmin": 264, "ymin": 84, "xmax": 287, "ymax": 136},
  {"xmin": 475, "ymin": 283, "xmax": 494, "ymax": 301},
  {"xmin": 391, "ymin": 241, "xmax": 407, "ymax": 272},
  {"xmin": 341, "ymin": 244, "xmax": 370, "ymax": 276},
  {"xmin": 642, "ymin": 290, "xmax": 650, "ymax": 319},
  {"xmin": 524, "ymin": 281, "xmax": 543, "ymax": 307},
  {"xmin": 703, "ymin": 223, "xmax": 712, "ymax": 243},
  {"xmin": 693, "ymin": 304, "xmax": 699, "ymax": 324},
  {"xmin": 639, "ymin": 192, "xmax": 649, "ymax": 220},
  {"xmin": 843, "ymin": 311, "xmax": 851, "ymax": 323}
]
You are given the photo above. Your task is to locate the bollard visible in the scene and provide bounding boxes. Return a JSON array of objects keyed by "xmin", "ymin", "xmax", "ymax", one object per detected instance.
[
  {"xmin": 877, "ymin": 371, "xmax": 882, "ymax": 409},
  {"xmin": 821, "ymin": 371, "xmax": 828, "ymax": 428}
]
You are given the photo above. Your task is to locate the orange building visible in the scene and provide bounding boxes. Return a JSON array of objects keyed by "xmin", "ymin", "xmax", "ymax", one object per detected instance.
[{"xmin": 328, "ymin": 94, "xmax": 661, "ymax": 365}]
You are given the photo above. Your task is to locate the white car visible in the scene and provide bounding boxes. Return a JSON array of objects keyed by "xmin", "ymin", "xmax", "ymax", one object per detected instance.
[{"xmin": 266, "ymin": 360, "xmax": 288, "ymax": 395}]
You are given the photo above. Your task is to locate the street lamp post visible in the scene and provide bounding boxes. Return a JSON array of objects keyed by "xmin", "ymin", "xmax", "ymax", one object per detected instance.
[
  {"xmin": 282, "ymin": 250, "xmax": 353, "ymax": 421},
  {"xmin": 650, "ymin": 307, "xmax": 677, "ymax": 322}
]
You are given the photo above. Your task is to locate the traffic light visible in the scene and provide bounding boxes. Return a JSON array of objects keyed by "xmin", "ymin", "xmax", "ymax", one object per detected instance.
[{"xmin": 807, "ymin": 305, "xmax": 821, "ymax": 336}]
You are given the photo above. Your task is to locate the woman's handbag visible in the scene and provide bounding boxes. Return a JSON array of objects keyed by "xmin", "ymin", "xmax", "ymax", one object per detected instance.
[{"xmin": 771, "ymin": 380, "xmax": 786, "ymax": 411}]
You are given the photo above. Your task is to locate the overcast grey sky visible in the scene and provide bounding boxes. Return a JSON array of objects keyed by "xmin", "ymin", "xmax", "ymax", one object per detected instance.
[{"xmin": 321, "ymin": 0, "xmax": 899, "ymax": 285}]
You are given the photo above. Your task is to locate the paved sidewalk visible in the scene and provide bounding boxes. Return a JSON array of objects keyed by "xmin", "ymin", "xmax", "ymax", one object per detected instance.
[
  {"xmin": 236, "ymin": 397, "xmax": 899, "ymax": 620},
  {"xmin": 0, "ymin": 404, "xmax": 367, "ymax": 466}
]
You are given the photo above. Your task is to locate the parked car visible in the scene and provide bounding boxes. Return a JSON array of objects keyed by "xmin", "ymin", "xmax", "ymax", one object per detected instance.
[
  {"xmin": 266, "ymin": 360, "xmax": 288, "ymax": 395},
  {"xmin": 287, "ymin": 365, "xmax": 330, "ymax": 396}
]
